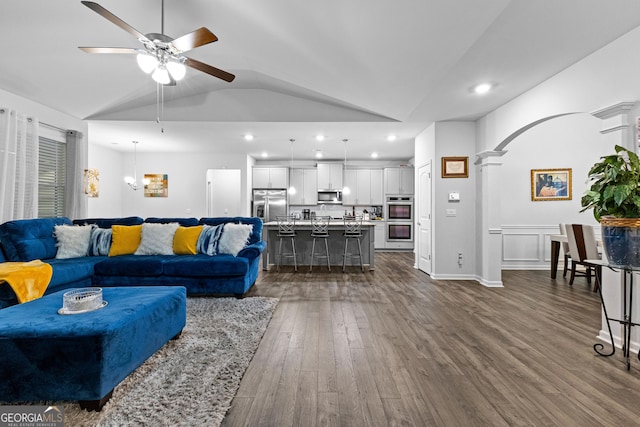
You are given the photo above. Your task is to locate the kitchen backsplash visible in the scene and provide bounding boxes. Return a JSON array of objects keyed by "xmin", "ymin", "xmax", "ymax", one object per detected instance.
[{"xmin": 289, "ymin": 204, "xmax": 383, "ymax": 220}]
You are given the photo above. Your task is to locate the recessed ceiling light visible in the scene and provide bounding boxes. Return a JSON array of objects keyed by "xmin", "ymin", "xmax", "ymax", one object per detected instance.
[
  {"xmin": 387, "ymin": 134, "xmax": 396, "ymax": 142},
  {"xmin": 472, "ymin": 83, "xmax": 493, "ymax": 94},
  {"xmin": 244, "ymin": 134, "xmax": 254, "ymax": 141},
  {"xmin": 261, "ymin": 152, "xmax": 268, "ymax": 158},
  {"xmin": 371, "ymin": 152, "xmax": 379, "ymax": 158},
  {"xmin": 313, "ymin": 149, "xmax": 323, "ymax": 158},
  {"xmin": 316, "ymin": 134, "xmax": 325, "ymax": 141}
]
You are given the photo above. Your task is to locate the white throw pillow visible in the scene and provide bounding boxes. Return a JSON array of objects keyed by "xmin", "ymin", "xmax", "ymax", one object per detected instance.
[
  {"xmin": 135, "ymin": 223, "xmax": 180, "ymax": 255},
  {"xmin": 55, "ymin": 224, "xmax": 93, "ymax": 259},
  {"xmin": 218, "ymin": 223, "xmax": 253, "ymax": 256}
]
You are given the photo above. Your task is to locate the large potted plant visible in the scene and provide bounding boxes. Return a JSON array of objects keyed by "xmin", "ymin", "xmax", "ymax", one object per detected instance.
[{"xmin": 581, "ymin": 144, "xmax": 640, "ymax": 267}]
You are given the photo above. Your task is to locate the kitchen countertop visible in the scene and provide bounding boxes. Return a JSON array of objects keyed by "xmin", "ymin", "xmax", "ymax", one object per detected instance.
[{"xmin": 263, "ymin": 220, "xmax": 380, "ymax": 227}]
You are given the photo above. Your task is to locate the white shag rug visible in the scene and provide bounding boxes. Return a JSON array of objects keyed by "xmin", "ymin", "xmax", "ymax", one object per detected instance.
[{"xmin": 56, "ymin": 296, "xmax": 278, "ymax": 426}]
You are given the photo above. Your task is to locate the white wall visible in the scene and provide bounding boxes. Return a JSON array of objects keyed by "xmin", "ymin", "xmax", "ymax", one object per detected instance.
[
  {"xmin": 87, "ymin": 144, "xmax": 124, "ymax": 218},
  {"xmin": 86, "ymin": 145, "xmax": 252, "ymax": 219},
  {"xmin": 498, "ymin": 113, "xmax": 612, "ymax": 269},
  {"xmin": 0, "ymin": 87, "xmax": 86, "ymax": 134},
  {"xmin": 414, "ymin": 121, "xmax": 477, "ymax": 279},
  {"xmin": 433, "ymin": 122, "xmax": 477, "ymax": 278}
]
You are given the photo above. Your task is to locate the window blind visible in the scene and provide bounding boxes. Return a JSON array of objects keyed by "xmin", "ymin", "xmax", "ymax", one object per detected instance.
[{"xmin": 38, "ymin": 137, "xmax": 66, "ymax": 217}]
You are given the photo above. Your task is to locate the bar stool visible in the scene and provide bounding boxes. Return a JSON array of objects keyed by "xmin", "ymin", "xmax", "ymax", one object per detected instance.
[
  {"xmin": 310, "ymin": 216, "xmax": 331, "ymax": 271},
  {"xmin": 276, "ymin": 216, "xmax": 297, "ymax": 271},
  {"xmin": 342, "ymin": 215, "xmax": 364, "ymax": 272}
]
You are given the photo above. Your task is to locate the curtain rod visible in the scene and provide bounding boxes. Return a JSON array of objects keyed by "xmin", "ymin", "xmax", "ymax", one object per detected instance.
[{"xmin": 40, "ymin": 121, "xmax": 67, "ymax": 133}]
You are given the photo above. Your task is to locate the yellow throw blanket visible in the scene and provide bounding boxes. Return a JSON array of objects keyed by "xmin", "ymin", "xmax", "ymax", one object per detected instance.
[{"xmin": 0, "ymin": 260, "xmax": 53, "ymax": 303}]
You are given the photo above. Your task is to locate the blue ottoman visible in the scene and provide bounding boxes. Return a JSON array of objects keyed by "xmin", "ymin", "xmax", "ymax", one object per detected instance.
[{"xmin": 0, "ymin": 286, "xmax": 186, "ymax": 410}]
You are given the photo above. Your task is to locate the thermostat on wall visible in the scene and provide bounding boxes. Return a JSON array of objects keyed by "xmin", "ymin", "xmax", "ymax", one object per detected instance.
[{"xmin": 448, "ymin": 192, "xmax": 460, "ymax": 202}]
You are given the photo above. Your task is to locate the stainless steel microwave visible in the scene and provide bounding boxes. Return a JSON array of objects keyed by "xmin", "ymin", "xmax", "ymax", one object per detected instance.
[{"xmin": 317, "ymin": 190, "xmax": 342, "ymax": 204}]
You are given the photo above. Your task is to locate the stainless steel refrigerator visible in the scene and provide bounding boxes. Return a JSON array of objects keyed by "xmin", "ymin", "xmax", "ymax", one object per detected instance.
[{"xmin": 252, "ymin": 189, "xmax": 287, "ymax": 223}]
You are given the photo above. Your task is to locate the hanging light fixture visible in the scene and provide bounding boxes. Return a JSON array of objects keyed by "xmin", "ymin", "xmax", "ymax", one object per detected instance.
[
  {"xmin": 342, "ymin": 139, "xmax": 351, "ymax": 195},
  {"xmin": 288, "ymin": 138, "xmax": 297, "ymax": 195},
  {"xmin": 135, "ymin": 0, "xmax": 187, "ymax": 84},
  {"xmin": 124, "ymin": 141, "xmax": 150, "ymax": 190}
]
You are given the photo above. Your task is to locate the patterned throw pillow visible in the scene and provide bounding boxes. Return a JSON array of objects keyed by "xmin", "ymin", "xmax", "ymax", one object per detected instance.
[
  {"xmin": 135, "ymin": 223, "xmax": 180, "ymax": 255},
  {"xmin": 196, "ymin": 224, "xmax": 224, "ymax": 255},
  {"xmin": 54, "ymin": 224, "xmax": 93, "ymax": 259},
  {"xmin": 218, "ymin": 223, "xmax": 253, "ymax": 256},
  {"xmin": 89, "ymin": 226, "xmax": 113, "ymax": 256}
]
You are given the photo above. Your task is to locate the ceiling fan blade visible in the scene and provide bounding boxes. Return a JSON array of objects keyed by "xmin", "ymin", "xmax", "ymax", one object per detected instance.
[
  {"xmin": 79, "ymin": 47, "xmax": 140, "ymax": 54},
  {"xmin": 184, "ymin": 57, "xmax": 235, "ymax": 82},
  {"xmin": 171, "ymin": 27, "xmax": 218, "ymax": 53},
  {"xmin": 81, "ymin": 1, "xmax": 149, "ymax": 42}
]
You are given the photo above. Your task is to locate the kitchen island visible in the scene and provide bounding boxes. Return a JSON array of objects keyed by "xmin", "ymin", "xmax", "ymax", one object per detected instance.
[{"xmin": 262, "ymin": 220, "xmax": 377, "ymax": 270}]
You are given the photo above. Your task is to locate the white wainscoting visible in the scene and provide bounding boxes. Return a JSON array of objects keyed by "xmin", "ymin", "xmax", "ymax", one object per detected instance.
[{"xmin": 501, "ymin": 225, "xmax": 601, "ymax": 270}]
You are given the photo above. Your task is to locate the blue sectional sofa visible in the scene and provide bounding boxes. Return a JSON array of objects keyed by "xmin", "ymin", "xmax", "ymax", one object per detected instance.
[{"xmin": 0, "ymin": 216, "xmax": 265, "ymax": 308}]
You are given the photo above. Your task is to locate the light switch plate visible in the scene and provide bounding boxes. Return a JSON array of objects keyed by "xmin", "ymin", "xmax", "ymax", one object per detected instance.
[{"xmin": 446, "ymin": 209, "xmax": 457, "ymax": 217}]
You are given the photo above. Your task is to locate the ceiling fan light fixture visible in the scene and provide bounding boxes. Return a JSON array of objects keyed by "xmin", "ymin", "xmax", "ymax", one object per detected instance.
[
  {"xmin": 152, "ymin": 66, "xmax": 171, "ymax": 85},
  {"xmin": 167, "ymin": 60, "xmax": 186, "ymax": 81},
  {"xmin": 137, "ymin": 53, "xmax": 158, "ymax": 73}
]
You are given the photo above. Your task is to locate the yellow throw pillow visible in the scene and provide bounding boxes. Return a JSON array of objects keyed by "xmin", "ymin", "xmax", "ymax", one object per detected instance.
[
  {"xmin": 173, "ymin": 225, "xmax": 203, "ymax": 255},
  {"xmin": 108, "ymin": 225, "xmax": 143, "ymax": 256}
]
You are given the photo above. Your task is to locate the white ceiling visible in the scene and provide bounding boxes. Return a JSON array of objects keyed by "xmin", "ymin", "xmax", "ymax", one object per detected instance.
[{"xmin": 3, "ymin": 0, "xmax": 640, "ymax": 160}]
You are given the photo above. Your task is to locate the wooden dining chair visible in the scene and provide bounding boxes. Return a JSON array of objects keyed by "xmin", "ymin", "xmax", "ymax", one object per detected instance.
[
  {"xmin": 565, "ymin": 224, "xmax": 601, "ymax": 292},
  {"xmin": 558, "ymin": 223, "xmax": 572, "ymax": 278}
]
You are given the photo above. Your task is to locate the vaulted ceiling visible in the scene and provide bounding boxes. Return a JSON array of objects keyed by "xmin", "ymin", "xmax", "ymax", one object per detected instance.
[{"xmin": 3, "ymin": 0, "xmax": 640, "ymax": 160}]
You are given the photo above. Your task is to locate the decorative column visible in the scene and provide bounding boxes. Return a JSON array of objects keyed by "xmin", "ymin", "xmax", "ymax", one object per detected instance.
[
  {"xmin": 591, "ymin": 101, "xmax": 635, "ymax": 150},
  {"xmin": 475, "ymin": 149, "xmax": 507, "ymax": 287},
  {"xmin": 591, "ymin": 101, "xmax": 639, "ymax": 354}
]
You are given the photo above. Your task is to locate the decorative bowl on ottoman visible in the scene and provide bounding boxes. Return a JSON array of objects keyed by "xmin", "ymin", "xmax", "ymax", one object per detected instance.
[{"xmin": 59, "ymin": 288, "xmax": 107, "ymax": 314}]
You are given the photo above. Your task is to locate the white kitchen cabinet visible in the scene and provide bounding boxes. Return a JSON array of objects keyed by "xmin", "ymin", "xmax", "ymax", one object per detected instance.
[
  {"xmin": 374, "ymin": 222, "xmax": 386, "ymax": 249},
  {"xmin": 384, "ymin": 167, "xmax": 414, "ymax": 195},
  {"xmin": 289, "ymin": 168, "xmax": 317, "ymax": 205},
  {"xmin": 342, "ymin": 169, "xmax": 357, "ymax": 205},
  {"xmin": 343, "ymin": 168, "xmax": 384, "ymax": 205},
  {"xmin": 252, "ymin": 167, "xmax": 288, "ymax": 189},
  {"xmin": 370, "ymin": 169, "xmax": 384, "ymax": 205},
  {"xmin": 317, "ymin": 163, "xmax": 343, "ymax": 190}
]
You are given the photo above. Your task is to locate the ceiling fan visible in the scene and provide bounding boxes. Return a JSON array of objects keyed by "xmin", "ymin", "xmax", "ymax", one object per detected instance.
[{"xmin": 78, "ymin": 0, "xmax": 235, "ymax": 85}]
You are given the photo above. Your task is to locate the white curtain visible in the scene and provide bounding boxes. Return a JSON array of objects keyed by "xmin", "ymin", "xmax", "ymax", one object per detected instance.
[
  {"xmin": 0, "ymin": 108, "xmax": 39, "ymax": 223},
  {"xmin": 65, "ymin": 130, "xmax": 88, "ymax": 219}
]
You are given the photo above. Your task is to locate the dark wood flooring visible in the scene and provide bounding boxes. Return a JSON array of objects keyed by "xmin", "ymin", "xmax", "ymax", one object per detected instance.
[{"xmin": 223, "ymin": 252, "xmax": 640, "ymax": 426}]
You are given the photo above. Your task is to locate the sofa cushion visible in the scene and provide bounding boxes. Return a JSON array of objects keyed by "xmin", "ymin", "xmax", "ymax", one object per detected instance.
[
  {"xmin": 47, "ymin": 257, "xmax": 105, "ymax": 288},
  {"xmin": 94, "ymin": 255, "xmax": 172, "ymax": 276},
  {"xmin": 162, "ymin": 254, "xmax": 249, "ymax": 277},
  {"xmin": 73, "ymin": 216, "xmax": 144, "ymax": 228},
  {"xmin": 109, "ymin": 225, "xmax": 142, "ymax": 257},
  {"xmin": 173, "ymin": 226, "xmax": 203, "ymax": 255},
  {"xmin": 199, "ymin": 217, "xmax": 263, "ymax": 245},
  {"xmin": 135, "ymin": 223, "xmax": 179, "ymax": 256},
  {"xmin": 54, "ymin": 224, "xmax": 93, "ymax": 259},
  {"xmin": 145, "ymin": 217, "xmax": 199, "ymax": 227},
  {"xmin": 0, "ymin": 217, "xmax": 72, "ymax": 261}
]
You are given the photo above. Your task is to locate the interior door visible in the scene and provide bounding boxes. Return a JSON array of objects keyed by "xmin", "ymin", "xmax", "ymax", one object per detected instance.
[
  {"xmin": 207, "ymin": 169, "xmax": 241, "ymax": 217},
  {"xmin": 418, "ymin": 163, "xmax": 432, "ymax": 274}
]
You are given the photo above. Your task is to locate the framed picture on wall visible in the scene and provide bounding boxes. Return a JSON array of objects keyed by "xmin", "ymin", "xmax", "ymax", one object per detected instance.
[
  {"xmin": 531, "ymin": 168, "xmax": 572, "ymax": 201},
  {"xmin": 441, "ymin": 156, "xmax": 468, "ymax": 178},
  {"xmin": 144, "ymin": 174, "xmax": 168, "ymax": 197}
]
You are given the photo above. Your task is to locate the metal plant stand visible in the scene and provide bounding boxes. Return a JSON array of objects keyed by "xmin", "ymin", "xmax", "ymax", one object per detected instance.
[{"xmin": 594, "ymin": 262, "xmax": 640, "ymax": 370}]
